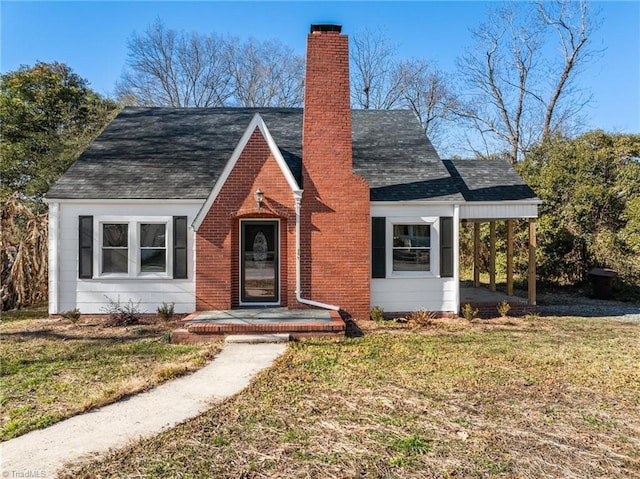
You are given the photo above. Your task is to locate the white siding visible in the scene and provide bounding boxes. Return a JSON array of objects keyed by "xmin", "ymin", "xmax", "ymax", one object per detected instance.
[
  {"xmin": 371, "ymin": 203, "xmax": 456, "ymax": 218},
  {"xmin": 371, "ymin": 277, "xmax": 458, "ymax": 313},
  {"xmin": 53, "ymin": 201, "xmax": 201, "ymax": 314},
  {"xmin": 370, "ymin": 202, "xmax": 459, "ymax": 313},
  {"xmin": 460, "ymin": 202, "xmax": 538, "ymax": 220}
]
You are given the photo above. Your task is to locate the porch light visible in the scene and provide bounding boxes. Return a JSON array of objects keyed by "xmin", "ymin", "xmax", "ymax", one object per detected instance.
[{"xmin": 254, "ymin": 189, "xmax": 264, "ymax": 211}]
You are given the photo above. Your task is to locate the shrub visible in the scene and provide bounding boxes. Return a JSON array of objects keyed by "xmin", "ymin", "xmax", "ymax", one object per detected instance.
[
  {"xmin": 461, "ymin": 303, "xmax": 479, "ymax": 321},
  {"xmin": 406, "ymin": 309, "xmax": 436, "ymax": 327},
  {"xmin": 102, "ymin": 296, "xmax": 140, "ymax": 327},
  {"xmin": 370, "ymin": 306, "xmax": 385, "ymax": 322},
  {"xmin": 525, "ymin": 312, "xmax": 540, "ymax": 321},
  {"xmin": 496, "ymin": 300, "xmax": 511, "ymax": 318},
  {"xmin": 157, "ymin": 302, "xmax": 175, "ymax": 321},
  {"xmin": 61, "ymin": 308, "xmax": 81, "ymax": 323}
]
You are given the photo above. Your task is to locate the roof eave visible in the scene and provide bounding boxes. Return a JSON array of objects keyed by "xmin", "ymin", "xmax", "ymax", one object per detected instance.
[{"xmin": 370, "ymin": 197, "xmax": 541, "ymax": 205}]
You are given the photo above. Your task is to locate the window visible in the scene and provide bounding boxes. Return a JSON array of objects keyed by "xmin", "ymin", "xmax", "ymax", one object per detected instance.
[
  {"xmin": 102, "ymin": 224, "xmax": 129, "ymax": 274},
  {"xmin": 80, "ymin": 216, "xmax": 187, "ymax": 280},
  {"xmin": 140, "ymin": 224, "xmax": 166, "ymax": 272},
  {"xmin": 372, "ymin": 216, "xmax": 445, "ymax": 279},
  {"xmin": 392, "ymin": 224, "xmax": 431, "ymax": 272},
  {"xmin": 91, "ymin": 216, "xmax": 180, "ymax": 278}
]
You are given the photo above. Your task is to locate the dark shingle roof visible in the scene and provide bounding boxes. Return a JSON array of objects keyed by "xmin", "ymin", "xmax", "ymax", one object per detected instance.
[
  {"xmin": 46, "ymin": 108, "xmax": 302, "ymax": 200},
  {"xmin": 46, "ymin": 107, "xmax": 536, "ymax": 203},
  {"xmin": 443, "ymin": 159, "xmax": 538, "ymax": 202},
  {"xmin": 352, "ymin": 110, "xmax": 462, "ymax": 201}
]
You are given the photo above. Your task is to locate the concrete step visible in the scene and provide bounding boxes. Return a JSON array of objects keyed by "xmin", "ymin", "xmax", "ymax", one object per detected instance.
[
  {"xmin": 172, "ymin": 309, "xmax": 346, "ymax": 344},
  {"xmin": 225, "ymin": 334, "xmax": 290, "ymax": 344}
]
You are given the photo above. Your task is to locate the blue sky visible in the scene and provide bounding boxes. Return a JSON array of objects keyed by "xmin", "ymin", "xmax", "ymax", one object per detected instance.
[{"xmin": 2, "ymin": 1, "xmax": 639, "ymax": 141}]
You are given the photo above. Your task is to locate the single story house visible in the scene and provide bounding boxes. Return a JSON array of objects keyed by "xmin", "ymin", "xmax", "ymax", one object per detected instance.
[{"xmin": 45, "ymin": 24, "xmax": 540, "ymax": 322}]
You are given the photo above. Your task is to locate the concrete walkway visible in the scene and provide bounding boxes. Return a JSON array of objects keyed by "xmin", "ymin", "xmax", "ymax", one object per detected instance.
[{"xmin": 1, "ymin": 342, "xmax": 288, "ymax": 477}]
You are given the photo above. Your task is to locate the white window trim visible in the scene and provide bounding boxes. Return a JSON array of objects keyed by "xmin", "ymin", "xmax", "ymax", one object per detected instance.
[
  {"xmin": 93, "ymin": 216, "xmax": 173, "ymax": 279},
  {"xmin": 138, "ymin": 222, "xmax": 170, "ymax": 277},
  {"xmin": 100, "ymin": 221, "xmax": 130, "ymax": 277},
  {"xmin": 386, "ymin": 216, "xmax": 439, "ymax": 278}
]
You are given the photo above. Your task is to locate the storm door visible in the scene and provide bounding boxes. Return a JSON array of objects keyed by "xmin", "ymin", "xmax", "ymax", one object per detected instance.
[{"xmin": 240, "ymin": 221, "xmax": 279, "ymax": 303}]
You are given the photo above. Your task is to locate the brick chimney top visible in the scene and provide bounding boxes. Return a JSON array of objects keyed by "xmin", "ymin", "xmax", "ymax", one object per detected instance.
[{"xmin": 310, "ymin": 24, "xmax": 342, "ymax": 34}]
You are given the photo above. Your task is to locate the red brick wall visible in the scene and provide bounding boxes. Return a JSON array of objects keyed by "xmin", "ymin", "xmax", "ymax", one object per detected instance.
[
  {"xmin": 195, "ymin": 129, "xmax": 297, "ymax": 310},
  {"xmin": 301, "ymin": 28, "xmax": 371, "ymax": 320},
  {"xmin": 196, "ymin": 27, "xmax": 372, "ymax": 320}
]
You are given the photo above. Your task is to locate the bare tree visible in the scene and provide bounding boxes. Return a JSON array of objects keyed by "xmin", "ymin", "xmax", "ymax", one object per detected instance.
[
  {"xmin": 538, "ymin": 0, "xmax": 593, "ymax": 142},
  {"xmin": 350, "ymin": 27, "xmax": 403, "ymax": 110},
  {"xmin": 118, "ymin": 20, "xmax": 305, "ymax": 109},
  {"xmin": 454, "ymin": 0, "xmax": 597, "ymax": 163},
  {"xmin": 117, "ymin": 20, "xmax": 234, "ymax": 107},
  {"xmin": 349, "ymin": 28, "xmax": 454, "ymax": 151},
  {"xmin": 228, "ymin": 38, "xmax": 304, "ymax": 107},
  {"xmin": 394, "ymin": 59, "xmax": 456, "ymax": 146}
]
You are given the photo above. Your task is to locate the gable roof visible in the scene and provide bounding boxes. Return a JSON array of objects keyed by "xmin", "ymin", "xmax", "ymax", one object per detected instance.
[{"xmin": 46, "ymin": 107, "xmax": 537, "ymax": 204}]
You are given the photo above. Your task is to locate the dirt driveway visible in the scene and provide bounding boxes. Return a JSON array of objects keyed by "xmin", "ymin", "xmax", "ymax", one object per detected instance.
[{"xmin": 537, "ymin": 292, "xmax": 640, "ymax": 323}]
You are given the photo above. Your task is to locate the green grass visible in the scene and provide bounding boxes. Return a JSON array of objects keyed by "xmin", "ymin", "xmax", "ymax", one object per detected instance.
[
  {"xmin": 1, "ymin": 301, "xmax": 49, "ymax": 321},
  {"xmin": 63, "ymin": 315, "xmax": 640, "ymax": 478},
  {"xmin": 0, "ymin": 316, "xmax": 221, "ymax": 440}
]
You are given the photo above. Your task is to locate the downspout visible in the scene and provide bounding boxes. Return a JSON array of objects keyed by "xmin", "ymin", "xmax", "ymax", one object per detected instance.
[
  {"xmin": 453, "ymin": 204, "xmax": 460, "ymax": 315},
  {"xmin": 294, "ymin": 191, "xmax": 340, "ymax": 311}
]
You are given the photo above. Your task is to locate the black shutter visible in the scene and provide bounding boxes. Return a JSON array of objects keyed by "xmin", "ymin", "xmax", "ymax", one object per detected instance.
[
  {"xmin": 78, "ymin": 216, "xmax": 93, "ymax": 279},
  {"xmin": 440, "ymin": 216, "xmax": 454, "ymax": 278},
  {"xmin": 173, "ymin": 216, "xmax": 188, "ymax": 279},
  {"xmin": 371, "ymin": 217, "xmax": 386, "ymax": 278}
]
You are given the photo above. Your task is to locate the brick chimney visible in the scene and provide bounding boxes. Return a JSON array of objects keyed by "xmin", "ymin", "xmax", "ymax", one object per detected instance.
[
  {"xmin": 300, "ymin": 24, "xmax": 371, "ymax": 320},
  {"xmin": 303, "ymin": 24, "xmax": 353, "ymax": 180}
]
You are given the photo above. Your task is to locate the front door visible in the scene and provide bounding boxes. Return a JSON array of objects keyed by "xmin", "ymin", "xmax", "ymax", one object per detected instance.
[{"xmin": 241, "ymin": 221, "xmax": 279, "ymax": 304}]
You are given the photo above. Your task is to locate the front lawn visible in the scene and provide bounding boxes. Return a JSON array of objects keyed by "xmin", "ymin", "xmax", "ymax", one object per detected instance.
[
  {"xmin": 0, "ymin": 312, "xmax": 221, "ymax": 440},
  {"xmin": 64, "ymin": 315, "xmax": 640, "ymax": 478}
]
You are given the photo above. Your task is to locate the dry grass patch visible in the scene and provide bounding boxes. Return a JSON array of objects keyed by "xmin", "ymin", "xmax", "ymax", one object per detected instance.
[
  {"xmin": 0, "ymin": 315, "xmax": 221, "ymax": 440},
  {"xmin": 64, "ymin": 316, "xmax": 640, "ymax": 478}
]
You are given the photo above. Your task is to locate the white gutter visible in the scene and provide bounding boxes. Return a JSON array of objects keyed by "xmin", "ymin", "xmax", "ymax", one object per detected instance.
[
  {"xmin": 453, "ymin": 204, "xmax": 460, "ymax": 315},
  {"xmin": 294, "ymin": 191, "xmax": 340, "ymax": 311}
]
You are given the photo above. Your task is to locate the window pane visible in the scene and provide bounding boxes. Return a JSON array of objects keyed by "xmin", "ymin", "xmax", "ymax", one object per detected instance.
[
  {"xmin": 141, "ymin": 249, "xmax": 166, "ymax": 272},
  {"xmin": 103, "ymin": 224, "xmax": 128, "ymax": 247},
  {"xmin": 140, "ymin": 224, "xmax": 165, "ymax": 247},
  {"xmin": 393, "ymin": 249, "xmax": 430, "ymax": 272},
  {"xmin": 393, "ymin": 224, "xmax": 430, "ymax": 248},
  {"xmin": 103, "ymin": 248, "xmax": 128, "ymax": 273}
]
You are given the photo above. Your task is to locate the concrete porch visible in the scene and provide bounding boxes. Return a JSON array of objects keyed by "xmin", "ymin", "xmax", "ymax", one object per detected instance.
[
  {"xmin": 172, "ymin": 308, "xmax": 345, "ymax": 343},
  {"xmin": 460, "ymin": 286, "xmax": 533, "ymax": 318}
]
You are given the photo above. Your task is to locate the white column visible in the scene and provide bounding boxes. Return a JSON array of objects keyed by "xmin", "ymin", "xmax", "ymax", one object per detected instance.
[{"xmin": 48, "ymin": 202, "xmax": 60, "ymax": 314}]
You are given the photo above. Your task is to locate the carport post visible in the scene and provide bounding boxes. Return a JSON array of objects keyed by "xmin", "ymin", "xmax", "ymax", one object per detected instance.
[
  {"xmin": 506, "ymin": 219, "xmax": 514, "ymax": 296},
  {"xmin": 528, "ymin": 219, "xmax": 537, "ymax": 305},
  {"xmin": 489, "ymin": 221, "xmax": 496, "ymax": 292},
  {"xmin": 473, "ymin": 222, "xmax": 480, "ymax": 288}
]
